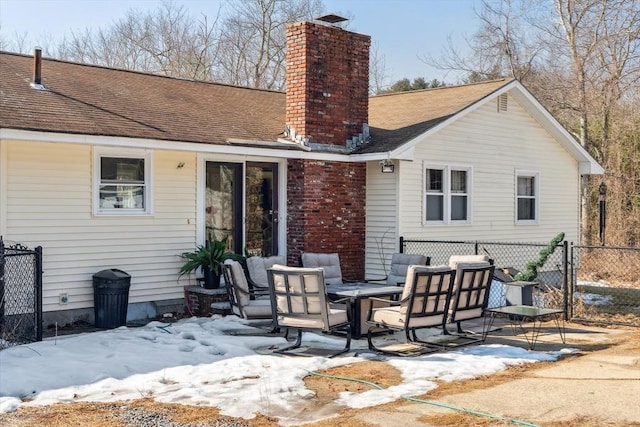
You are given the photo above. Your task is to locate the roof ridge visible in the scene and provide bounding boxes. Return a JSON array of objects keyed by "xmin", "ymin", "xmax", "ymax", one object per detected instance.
[
  {"xmin": 0, "ymin": 50, "xmax": 285, "ymax": 95},
  {"xmin": 371, "ymin": 78, "xmax": 513, "ymax": 98}
]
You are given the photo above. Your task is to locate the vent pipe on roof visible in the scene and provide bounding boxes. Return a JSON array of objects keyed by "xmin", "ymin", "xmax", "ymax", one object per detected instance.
[
  {"xmin": 33, "ymin": 48, "xmax": 42, "ymax": 84},
  {"xmin": 30, "ymin": 48, "xmax": 46, "ymax": 90}
]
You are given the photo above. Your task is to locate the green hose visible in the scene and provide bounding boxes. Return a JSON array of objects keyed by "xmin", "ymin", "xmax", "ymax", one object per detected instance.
[
  {"xmin": 306, "ymin": 369, "xmax": 541, "ymax": 427},
  {"xmin": 156, "ymin": 323, "xmax": 173, "ymax": 333}
]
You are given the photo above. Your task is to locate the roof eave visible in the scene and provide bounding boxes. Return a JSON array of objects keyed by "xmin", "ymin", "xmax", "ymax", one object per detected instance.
[
  {"xmin": 382, "ymin": 80, "xmax": 603, "ymax": 175},
  {"xmin": 385, "ymin": 80, "xmax": 518, "ymax": 160}
]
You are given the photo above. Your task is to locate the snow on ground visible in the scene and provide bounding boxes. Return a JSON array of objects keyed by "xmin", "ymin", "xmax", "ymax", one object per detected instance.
[{"xmin": 0, "ymin": 315, "xmax": 571, "ymax": 425}]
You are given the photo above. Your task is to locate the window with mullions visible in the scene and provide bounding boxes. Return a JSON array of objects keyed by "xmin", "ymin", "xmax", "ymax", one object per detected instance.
[
  {"xmin": 94, "ymin": 149, "xmax": 152, "ymax": 215},
  {"xmin": 425, "ymin": 168, "xmax": 444, "ymax": 221},
  {"xmin": 516, "ymin": 171, "xmax": 539, "ymax": 223},
  {"xmin": 424, "ymin": 165, "xmax": 471, "ymax": 224}
]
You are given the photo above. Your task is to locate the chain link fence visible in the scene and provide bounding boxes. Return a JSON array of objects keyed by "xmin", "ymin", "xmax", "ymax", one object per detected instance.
[
  {"xmin": 400, "ymin": 237, "xmax": 639, "ymax": 327},
  {"xmin": 0, "ymin": 237, "xmax": 43, "ymax": 349},
  {"xmin": 571, "ymin": 245, "xmax": 640, "ymax": 326},
  {"xmin": 400, "ymin": 238, "xmax": 567, "ymax": 311}
]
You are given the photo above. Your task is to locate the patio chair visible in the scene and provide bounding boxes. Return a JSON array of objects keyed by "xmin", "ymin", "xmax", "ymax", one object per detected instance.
[
  {"xmin": 267, "ymin": 264, "xmax": 352, "ymax": 357},
  {"xmin": 367, "ymin": 253, "xmax": 431, "ymax": 286},
  {"xmin": 222, "ymin": 259, "xmax": 273, "ymax": 322},
  {"xmin": 365, "ymin": 265, "xmax": 456, "ymax": 356},
  {"xmin": 245, "ymin": 255, "xmax": 286, "ymax": 289},
  {"xmin": 442, "ymin": 257, "xmax": 495, "ymax": 347},
  {"xmin": 301, "ymin": 252, "xmax": 353, "ymax": 286}
]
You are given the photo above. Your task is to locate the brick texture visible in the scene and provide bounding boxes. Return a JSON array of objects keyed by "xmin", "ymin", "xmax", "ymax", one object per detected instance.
[
  {"xmin": 287, "ymin": 159, "xmax": 366, "ymax": 280},
  {"xmin": 184, "ymin": 286, "xmax": 230, "ymax": 317},
  {"xmin": 285, "ymin": 21, "xmax": 370, "ymax": 146},
  {"xmin": 284, "ymin": 22, "xmax": 370, "ymax": 280}
]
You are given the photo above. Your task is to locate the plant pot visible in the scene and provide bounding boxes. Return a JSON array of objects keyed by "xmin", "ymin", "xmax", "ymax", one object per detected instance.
[
  {"xmin": 505, "ymin": 281, "xmax": 536, "ymax": 306},
  {"xmin": 202, "ymin": 267, "xmax": 221, "ymax": 289}
]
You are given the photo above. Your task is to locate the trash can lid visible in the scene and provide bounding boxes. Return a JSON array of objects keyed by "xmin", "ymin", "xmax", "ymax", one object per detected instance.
[{"xmin": 93, "ymin": 269, "xmax": 131, "ymax": 280}]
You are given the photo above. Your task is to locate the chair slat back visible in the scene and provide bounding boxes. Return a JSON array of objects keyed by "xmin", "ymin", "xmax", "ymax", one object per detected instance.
[
  {"xmin": 449, "ymin": 265, "xmax": 495, "ymax": 322},
  {"xmin": 268, "ymin": 265, "xmax": 331, "ymax": 331},
  {"xmin": 400, "ymin": 265, "xmax": 456, "ymax": 327}
]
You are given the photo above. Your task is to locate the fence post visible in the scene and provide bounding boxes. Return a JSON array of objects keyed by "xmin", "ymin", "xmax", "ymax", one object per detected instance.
[
  {"xmin": 35, "ymin": 246, "xmax": 43, "ymax": 341},
  {"xmin": 0, "ymin": 236, "xmax": 4, "ymax": 323},
  {"xmin": 399, "ymin": 236, "xmax": 404, "ymax": 253},
  {"xmin": 474, "ymin": 241, "xmax": 479, "ymax": 255},
  {"xmin": 563, "ymin": 240, "xmax": 569, "ymax": 320}
]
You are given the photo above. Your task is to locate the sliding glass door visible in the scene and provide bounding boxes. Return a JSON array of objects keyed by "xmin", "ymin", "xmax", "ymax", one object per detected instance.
[{"xmin": 205, "ymin": 161, "xmax": 279, "ymax": 256}]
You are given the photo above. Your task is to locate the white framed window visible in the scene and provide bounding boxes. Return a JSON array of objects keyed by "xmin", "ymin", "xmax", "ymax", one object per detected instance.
[
  {"xmin": 424, "ymin": 164, "xmax": 472, "ymax": 224},
  {"xmin": 425, "ymin": 168, "xmax": 445, "ymax": 222},
  {"xmin": 93, "ymin": 148, "xmax": 153, "ymax": 216},
  {"xmin": 515, "ymin": 170, "xmax": 539, "ymax": 224}
]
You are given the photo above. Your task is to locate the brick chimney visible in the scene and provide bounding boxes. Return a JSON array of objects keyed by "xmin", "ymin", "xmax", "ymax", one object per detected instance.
[
  {"xmin": 285, "ymin": 20, "xmax": 369, "ymax": 281},
  {"xmin": 285, "ymin": 21, "xmax": 370, "ymax": 149}
]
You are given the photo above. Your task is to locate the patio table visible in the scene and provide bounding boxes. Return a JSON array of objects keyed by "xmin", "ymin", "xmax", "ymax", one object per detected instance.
[
  {"xmin": 484, "ymin": 305, "xmax": 566, "ymax": 350},
  {"xmin": 326, "ymin": 282, "xmax": 402, "ymax": 339}
]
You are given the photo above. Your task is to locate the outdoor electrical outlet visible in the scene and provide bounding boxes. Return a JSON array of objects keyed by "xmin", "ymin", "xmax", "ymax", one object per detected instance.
[{"xmin": 59, "ymin": 292, "xmax": 69, "ymax": 305}]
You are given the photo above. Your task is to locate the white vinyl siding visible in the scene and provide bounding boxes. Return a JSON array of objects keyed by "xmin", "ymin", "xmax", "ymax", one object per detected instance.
[
  {"xmin": 4, "ymin": 140, "xmax": 196, "ymax": 313},
  {"xmin": 365, "ymin": 161, "xmax": 399, "ymax": 280},
  {"xmin": 396, "ymin": 92, "xmax": 580, "ymax": 244}
]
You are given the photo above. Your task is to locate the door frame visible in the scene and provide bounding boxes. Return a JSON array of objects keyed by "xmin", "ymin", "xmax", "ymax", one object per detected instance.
[{"xmin": 196, "ymin": 153, "xmax": 287, "ymax": 256}]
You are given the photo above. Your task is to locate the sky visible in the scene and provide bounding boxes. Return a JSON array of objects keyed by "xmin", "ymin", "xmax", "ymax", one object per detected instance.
[
  {"xmin": 0, "ymin": 0, "xmax": 479, "ymax": 85},
  {"xmin": 0, "ymin": 315, "xmax": 569, "ymax": 425}
]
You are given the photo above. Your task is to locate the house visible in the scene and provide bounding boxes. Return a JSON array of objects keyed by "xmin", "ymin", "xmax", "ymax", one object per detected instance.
[{"xmin": 0, "ymin": 19, "xmax": 602, "ymax": 326}]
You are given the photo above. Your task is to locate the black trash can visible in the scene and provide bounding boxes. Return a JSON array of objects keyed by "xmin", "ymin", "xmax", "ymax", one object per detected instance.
[{"xmin": 93, "ymin": 269, "xmax": 131, "ymax": 328}]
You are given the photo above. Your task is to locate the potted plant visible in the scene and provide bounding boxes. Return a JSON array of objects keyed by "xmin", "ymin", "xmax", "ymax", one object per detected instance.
[{"xmin": 178, "ymin": 236, "xmax": 239, "ymax": 289}]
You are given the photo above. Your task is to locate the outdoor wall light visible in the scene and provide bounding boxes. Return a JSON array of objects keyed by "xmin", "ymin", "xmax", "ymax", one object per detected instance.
[{"xmin": 380, "ymin": 159, "xmax": 395, "ymax": 173}]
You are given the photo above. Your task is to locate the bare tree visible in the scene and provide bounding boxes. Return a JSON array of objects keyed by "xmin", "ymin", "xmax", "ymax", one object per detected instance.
[
  {"xmin": 369, "ymin": 41, "xmax": 389, "ymax": 94},
  {"xmin": 216, "ymin": 0, "xmax": 323, "ymax": 90},
  {"xmin": 422, "ymin": 0, "xmax": 640, "ymax": 245},
  {"xmin": 422, "ymin": 0, "xmax": 543, "ymax": 83},
  {"xmin": 0, "ymin": 25, "xmax": 34, "ymax": 54},
  {"xmin": 541, "ymin": 0, "xmax": 640, "ymax": 245},
  {"xmin": 56, "ymin": 1, "xmax": 222, "ymax": 81}
]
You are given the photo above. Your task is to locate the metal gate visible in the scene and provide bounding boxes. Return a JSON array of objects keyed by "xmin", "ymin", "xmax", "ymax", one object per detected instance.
[
  {"xmin": 0, "ymin": 236, "xmax": 43, "ymax": 349},
  {"xmin": 570, "ymin": 244, "xmax": 640, "ymax": 326}
]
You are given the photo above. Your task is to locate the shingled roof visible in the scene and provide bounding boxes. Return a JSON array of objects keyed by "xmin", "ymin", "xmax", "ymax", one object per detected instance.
[
  {"xmin": 1, "ymin": 52, "xmax": 511, "ymax": 153},
  {"xmin": 356, "ymin": 78, "xmax": 512, "ymax": 153},
  {"xmin": 0, "ymin": 52, "xmax": 286, "ymax": 145}
]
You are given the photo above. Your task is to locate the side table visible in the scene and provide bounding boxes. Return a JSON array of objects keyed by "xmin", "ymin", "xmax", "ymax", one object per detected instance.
[{"xmin": 485, "ymin": 305, "xmax": 566, "ymax": 350}]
